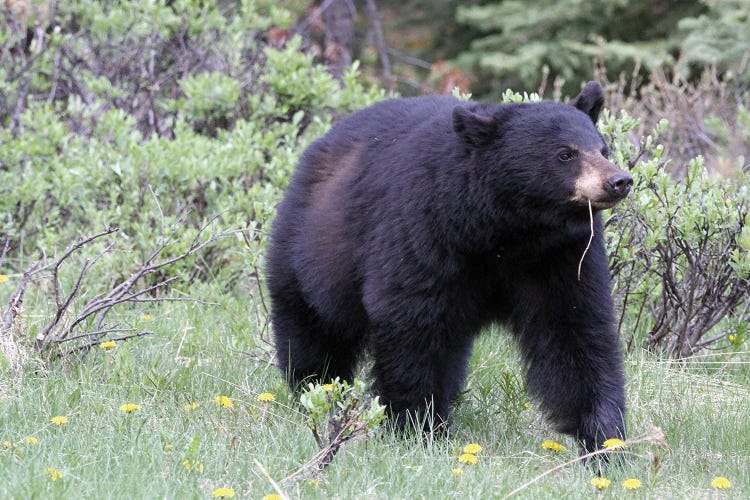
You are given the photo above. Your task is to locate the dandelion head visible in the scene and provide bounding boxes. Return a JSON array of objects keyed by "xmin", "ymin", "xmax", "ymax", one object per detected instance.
[
  {"xmin": 452, "ymin": 467, "xmax": 464, "ymax": 475},
  {"xmin": 214, "ymin": 395, "xmax": 233, "ymax": 408},
  {"xmin": 602, "ymin": 438, "xmax": 627, "ymax": 450},
  {"xmin": 260, "ymin": 495, "xmax": 281, "ymax": 500},
  {"xmin": 185, "ymin": 401, "xmax": 200, "ymax": 410},
  {"xmin": 523, "ymin": 401, "xmax": 531, "ymax": 409},
  {"xmin": 164, "ymin": 444, "xmax": 173, "ymax": 451},
  {"xmin": 463, "ymin": 443, "xmax": 482, "ymax": 454},
  {"xmin": 0, "ymin": 274, "xmax": 8, "ymax": 283},
  {"xmin": 2, "ymin": 440, "xmax": 13, "ymax": 449},
  {"xmin": 458, "ymin": 453, "xmax": 478, "ymax": 465},
  {"xmin": 590, "ymin": 477, "xmax": 611, "ymax": 489},
  {"xmin": 212, "ymin": 487, "xmax": 236, "ymax": 498},
  {"xmin": 541, "ymin": 440, "xmax": 566, "ymax": 452},
  {"xmin": 44, "ymin": 467, "xmax": 64, "ymax": 481},
  {"xmin": 711, "ymin": 477, "xmax": 731, "ymax": 490},
  {"xmin": 141, "ymin": 314, "xmax": 154, "ymax": 321},
  {"xmin": 119, "ymin": 403, "xmax": 141, "ymax": 413},
  {"xmin": 322, "ymin": 384, "xmax": 334, "ymax": 391},
  {"xmin": 50, "ymin": 415, "xmax": 68, "ymax": 425},
  {"xmin": 622, "ymin": 478, "xmax": 642, "ymax": 490},
  {"xmin": 100, "ymin": 341, "xmax": 117, "ymax": 350},
  {"xmin": 25, "ymin": 436, "xmax": 39, "ymax": 445},
  {"xmin": 728, "ymin": 335, "xmax": 745, "ymax": 345},
  {"xmin": 257, "ymin": 392, "xmax": 276, "ymax": 403}
]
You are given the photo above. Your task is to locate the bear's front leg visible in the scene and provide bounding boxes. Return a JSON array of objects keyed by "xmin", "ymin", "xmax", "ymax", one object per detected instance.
[
  {"xmin": 511, "ymin": 249, "xmax": 626, "ymax": 454},
  {"xmin": 367, "ymin": 306, "xmax": 476, "ymax": 433}
]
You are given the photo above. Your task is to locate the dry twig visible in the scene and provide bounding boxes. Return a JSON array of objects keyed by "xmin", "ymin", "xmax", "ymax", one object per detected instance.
[{"xmin": 2, "ymin": 216, "xmax": 236, "ymax": 357}]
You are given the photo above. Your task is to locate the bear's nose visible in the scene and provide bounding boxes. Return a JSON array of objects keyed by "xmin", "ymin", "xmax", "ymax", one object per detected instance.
[{"xmin": 605, "ymin": 172, "xmax": 633, "ymax": 199}]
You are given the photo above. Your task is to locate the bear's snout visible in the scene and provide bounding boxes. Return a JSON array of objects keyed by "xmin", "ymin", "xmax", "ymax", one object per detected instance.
[
  {"xmin": 604, "ymin": 172, "xmax": 633, "ymax": 200},
  {"xmin": 573, "ymin": 151, "xmax": 633, "ymax": 208}
]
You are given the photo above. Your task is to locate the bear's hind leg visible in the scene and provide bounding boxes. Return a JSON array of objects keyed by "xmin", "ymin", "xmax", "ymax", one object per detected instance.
[{"xmin": 271, "ymin": 285, "xmax": 362, "ymax": 387}]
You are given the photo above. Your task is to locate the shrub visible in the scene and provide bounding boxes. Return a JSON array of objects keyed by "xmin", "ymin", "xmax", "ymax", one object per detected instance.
[
  {"xmin": 602, "ymin": 109, "xmax": 750, "ymax": 356},
  {"xmin": 0, "ymin": 0, "xmax": 382, "ymax": 359},
  {"xmin": 0, "ymin": 0, "xmax": 382, "ymax": 285}
]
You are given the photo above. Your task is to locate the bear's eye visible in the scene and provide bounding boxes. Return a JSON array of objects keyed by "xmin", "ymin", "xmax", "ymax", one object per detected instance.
[{"xmin": 558, "ymin": 150, "xmax": 577, "ymax": 162}]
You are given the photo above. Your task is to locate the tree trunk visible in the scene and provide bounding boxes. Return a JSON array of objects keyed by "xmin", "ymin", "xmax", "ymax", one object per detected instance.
[{"xmin": 322, "ymin": 0, "xmax": 355, "ymax": 82}]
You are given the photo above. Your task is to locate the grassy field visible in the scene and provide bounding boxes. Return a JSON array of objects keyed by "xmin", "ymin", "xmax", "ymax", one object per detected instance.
[
  {"xmin": 2, "ymin": 1, "xmax": 749, "ymax": 498},
  {"xmin": 1, "ymin": 281, "xmax": 748, "ymax": 499}
]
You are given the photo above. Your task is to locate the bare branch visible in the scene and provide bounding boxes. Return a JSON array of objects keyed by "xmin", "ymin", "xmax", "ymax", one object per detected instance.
[
  {"xmin": 60, "ymin": 331, "xmax": 154, "ymax": 357},
  {"xmin": 364, "ymin": 0, "xmax": 392, "ymax": 91}
]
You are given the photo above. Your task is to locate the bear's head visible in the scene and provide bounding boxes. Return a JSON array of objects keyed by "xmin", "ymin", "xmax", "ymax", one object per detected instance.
[{"xmin": 452, "ymin": 81, "xmax": 633, "ymax": 212}]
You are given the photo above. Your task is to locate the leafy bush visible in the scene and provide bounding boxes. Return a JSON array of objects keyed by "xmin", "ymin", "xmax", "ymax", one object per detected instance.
[
  {"xmin": 602, "ymin": 110, "xmax": 750, "ymax": 356},
  {"xmin": 0, "ymin": 0, "xmax": 381, "ymax": 282},
  {"xmin": 0, "ymin": 0, "xmax": 382, "ymax": 359}
]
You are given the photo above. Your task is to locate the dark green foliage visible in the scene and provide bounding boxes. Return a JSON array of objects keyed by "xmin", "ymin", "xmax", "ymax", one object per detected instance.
[
  {"xmin": 0, "ymin": 0, "xmax": 382, "ymax": 296},
  {"xmin": 454, "ymin": 0, "xmax": 706, "ymax": 96},
  {"xmin": 677, "ymin": 0, "xmax": 750, "ymax": 80}
]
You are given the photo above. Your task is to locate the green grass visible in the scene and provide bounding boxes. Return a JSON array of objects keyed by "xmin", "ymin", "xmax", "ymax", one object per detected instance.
[{"xmin": 1, "ymin": 286, "xmax": 749, "ymax": 499}]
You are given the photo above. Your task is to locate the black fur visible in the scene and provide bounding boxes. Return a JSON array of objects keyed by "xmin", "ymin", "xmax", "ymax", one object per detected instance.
[{"xmin": 266, "ymin": 82, "xmax": 627, "ymax": 452}]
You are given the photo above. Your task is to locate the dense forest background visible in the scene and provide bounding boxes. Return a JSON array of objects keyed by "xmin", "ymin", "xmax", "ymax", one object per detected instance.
[{"xmin": 296, "ymin": 1, "xmax": 748, "ymax": 95}]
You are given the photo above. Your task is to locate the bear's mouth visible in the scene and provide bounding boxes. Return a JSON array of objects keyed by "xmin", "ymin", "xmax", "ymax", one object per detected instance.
[{"xmin": 588, "ymin": 196, "xmax": 627, "ymax": 210}]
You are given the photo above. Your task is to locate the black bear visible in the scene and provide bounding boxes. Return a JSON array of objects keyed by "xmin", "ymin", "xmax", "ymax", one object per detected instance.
[{"xmin": 267, "ymin": 81, "xmax": 631, "ymax": 452}]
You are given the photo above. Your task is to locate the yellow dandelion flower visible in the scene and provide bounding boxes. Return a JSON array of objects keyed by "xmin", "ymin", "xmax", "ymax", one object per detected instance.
[
  {"xmin": 602, "ymin": 438, "xmax": 627, "ymax": 450},
  {"xmin": 458, "ymin": 453, "xmax": 478, "ymax": 465},
  {"xmin": 141, "ymin": 314, "xmax": 154, "ymax": 321},
  {"xmin": 322, "ymin": 384, "xmax": 334, "ymax": 391},
  {"xmin": 212, "ymin": 487, "xmax": 236, "ymax": 498},
  {"xmin": 257, "ymin": 392, "xmax": 276, "ymax": 403},
  {"xmin": 622, "ymin": 478, "xmax": 642, "ymax": 490},
  {"xmin": 711, "ymin": 476, "xmax": 731, "ymax": 489},
  {"xmin": 523, "ymin": 401, "xmax": 531, "ymax": 409},
  {"xmin": 214, "ymin": 395, "xmax": 233, "ymax": 408},
  {"xmin": 165, "ymin": 444, "xmax": 173, "ymax": 451},
  {"xmin": 452, "ymin": 467, "xmax": 464, "ymax": 475},
  {"xmin": 541, "ymin": 440, "xmax": 566, "ymax": 452},
  {"xmin": 25, "ymin": 436, "xmax": 39, "ymax": 445},
  {"xmin": 50, "ymin": 415, "xmax": 68, "ymax": 425},
  {"xmin": 2, "ymin": 440, "xmax": 13, "ymax": 449},
  {"xmin": 181, "ymin": 459, "xmax": 204, "ymax": 472},
  {"xmin": 0, "ymin": 274, "xmax": 8, "ymax": 283},
  {"xmin": 590, "ymin": 477, "xmax": 611, "ymax": 489},
  {"xmin": 728, "ymin": 335, "xmax": 745, "ymax": 345},
  {"xmin": 463, "ymin": 443, "xmax": 483, "ymax": 454},
  {"xmin": 261, "ymin": 495, "xmax": 281, "ymax": 500},
  {"xmin": 119, "ymin": 403, "xmax": 141, "ymax": 413},
  {"xmin": 44, "ymin": 467, "xmax": 64, "ymax": 481},
  {"xmin": 100, "ymin": 341, "xmax": 117, "ymax": 350},
  {"xmin": 185, "ymin": 401, "xmax": 200, "ymax": 410}
]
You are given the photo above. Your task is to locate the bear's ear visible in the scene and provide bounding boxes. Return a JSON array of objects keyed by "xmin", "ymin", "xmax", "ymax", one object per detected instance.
[
  {"xmin": 570, "ymin": 81, "xmax": 604, "ymax": 123},
  {"xmin": 452, "ymin": 106, "xmax": 498, "ymax": 147}
]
